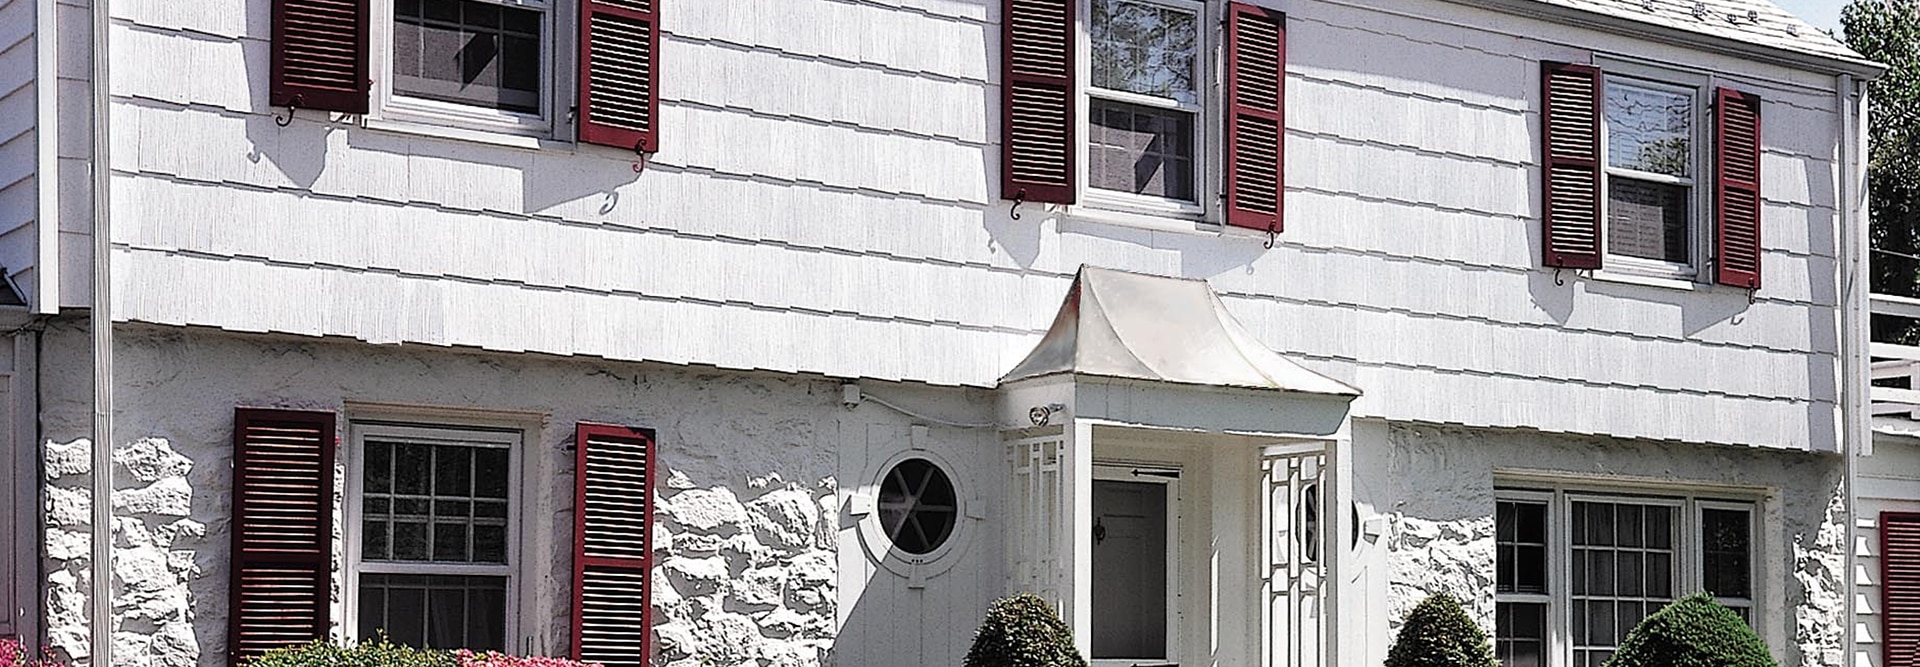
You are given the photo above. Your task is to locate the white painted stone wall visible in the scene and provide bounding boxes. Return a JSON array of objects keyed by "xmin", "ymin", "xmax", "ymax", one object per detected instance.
[
  {"xmin": 1352, "ymin": 421, "xmax": 1848, "ymax": 667},
  {"xmin": 36, "ymin": 322, "xmax": 999, "ymax": 667}
]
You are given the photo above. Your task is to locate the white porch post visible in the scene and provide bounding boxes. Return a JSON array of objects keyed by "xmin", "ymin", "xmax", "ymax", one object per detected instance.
[
  {"xmin": 1066, "ymin": 417, "xmax": 1095, "ymax": 659},
  {"xmin": 1326, "ymin": 434, "xmax": 1354, "ymax": 667}
]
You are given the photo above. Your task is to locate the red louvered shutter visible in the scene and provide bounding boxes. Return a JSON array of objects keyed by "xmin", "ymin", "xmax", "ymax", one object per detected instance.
[
  {"xmin": 578, "ymin": 0, "xmax": 659, "ymax": 152},
  {"xmin": 1886, "ymin": 512, "xmax": 1920, "ymax": 667},
  {"xmin": 228, "ymin": 408, "xmax": 336, "ymax": 667},
  {"xmin": 269, "ymin": 0, "xmax": 369, "ymax": 114},
  {"xmin": 572, "ymin": 423, "xmax": 657, "ymax": 667},
  {"xmin": 1001, "ymin": 0, "xmax": 1076, "ymax": 204},
  {"xmin": 1715, "ymin": 87, "xmax": 1763, "ymax": 289},
  {"xmin": 1541, "ymin": 62, "xmax": 1603, "ymax": 270},
  {"xmin": 1224, "ymin": 2, "xmax": 1285, "ymax": 232}
]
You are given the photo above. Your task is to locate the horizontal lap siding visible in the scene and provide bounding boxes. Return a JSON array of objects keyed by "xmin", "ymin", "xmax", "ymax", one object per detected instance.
[
  {"xmin": 0, "ymin": 0, "xmax": 35, "ymax": 310},
  {"xmin": 108, "ymin": 0, "xmax": 1843, "ymax": 449}
]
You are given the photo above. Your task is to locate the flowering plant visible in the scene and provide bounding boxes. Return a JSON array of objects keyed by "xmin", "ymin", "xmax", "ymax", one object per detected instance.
[
  {"xmin": 454, "ymin": 650, "xmax": 602, "ymax": 667},
  {"xmin": 0, "ymin": 638, "xmax": 68, "ymax": 667}
]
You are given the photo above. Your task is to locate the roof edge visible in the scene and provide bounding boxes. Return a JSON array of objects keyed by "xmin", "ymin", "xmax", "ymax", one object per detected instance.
[{"xmin": 1437, "ymin": 0, "xmax": 1888, "ymax": 79}]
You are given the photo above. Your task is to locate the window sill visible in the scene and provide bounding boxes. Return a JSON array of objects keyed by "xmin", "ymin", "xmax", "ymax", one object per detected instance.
[
  {"xmin": 1065, "ymin": 204, "xmax": 1225, "ymax": 238},
  {"xmin": 361, "ymin": 116, "xmax": 574, "ymax": 152},
  {"xmin": 1586, "ymin": 268, "xmax": 1701, "ymax": 291}
]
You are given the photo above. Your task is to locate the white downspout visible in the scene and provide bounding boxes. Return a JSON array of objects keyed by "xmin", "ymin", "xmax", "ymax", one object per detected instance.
[
  {"xmin": 87, "ymin": 0, "xmax": 112, "ymax": 660},
  {"xmin": 1837, "ymin": 71, "xmax": 1867, "ymax": 667}
]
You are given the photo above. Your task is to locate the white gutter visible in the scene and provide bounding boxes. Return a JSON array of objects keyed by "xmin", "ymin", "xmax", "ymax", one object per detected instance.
[
  {"xmin": 87, "ymin": 0, "xmax": 112, "ymax": 661},
  {"xmin": 1838, "ymin": 71, "xmax": 1868, "ymax": 667}
]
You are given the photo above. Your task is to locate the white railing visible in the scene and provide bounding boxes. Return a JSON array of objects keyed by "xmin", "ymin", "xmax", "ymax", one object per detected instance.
[{"xmin": 1869, "ymin": 293, "xmax": 1920, "ymax": 417}]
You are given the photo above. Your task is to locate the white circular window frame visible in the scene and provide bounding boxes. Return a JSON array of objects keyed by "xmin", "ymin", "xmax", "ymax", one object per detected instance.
[{"xmin": 855, "ymin": 448, "xmax": 974, "ymax": 579}]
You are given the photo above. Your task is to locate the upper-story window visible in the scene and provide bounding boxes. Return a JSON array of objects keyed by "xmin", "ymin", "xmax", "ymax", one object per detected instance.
[
  {"xmin": 999, "ymin": 0, "xmax": 1284, "ymax": 233},
  {"xmin": 1539, "ymin": 62, "xmax": 1763, "ymax": 290},
  {"xmin": 1602, "ymin": 76, "xmax": 1702, "ymax": 276},
  {"xmin": 1086, "ymin": 0, "xmax": 1205, "ymax": 210},
  {"xmin": 377, "ymin": 0, "xmax": 554, "ymax": 134}
]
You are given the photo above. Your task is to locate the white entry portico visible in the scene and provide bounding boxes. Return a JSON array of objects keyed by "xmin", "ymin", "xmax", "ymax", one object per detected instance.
[{"xmin": 996, "ymin": 267, "xmax": 1362, "ymax": 667}]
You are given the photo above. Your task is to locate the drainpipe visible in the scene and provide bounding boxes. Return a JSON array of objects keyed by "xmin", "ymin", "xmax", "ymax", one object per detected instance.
[
  {"xmin": 1837, "ymin": 71, "xmax": 1866, "ymax": 667},
  {"xmin": 87, "ymin": 0, "xmax": 113, "ymax": 659}
]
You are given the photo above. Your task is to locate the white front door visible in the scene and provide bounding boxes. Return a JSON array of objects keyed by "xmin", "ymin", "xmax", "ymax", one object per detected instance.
[{"xmin": 1092, "ymin": 466, "xmax": 1178, "ymax": 666}]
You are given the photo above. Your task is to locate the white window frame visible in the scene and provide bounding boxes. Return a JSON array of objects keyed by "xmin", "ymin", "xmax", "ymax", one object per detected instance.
[
  {"xmin": 1090, "ymin": 463, "xmax": 1181, "ymax": 667},
  {"xmin": 1595, "ymin": 59, "xmax": 1713, "ymax": 283},
  {"xmin": 343, "ymin": 422, "xmax": 530, "ymax": 652},
  {"xmin": 1494, "ymin": 484, "xmax": 1761, "ymax": 667},
  {"xmin": 1077, "ymin": 0, "xmax": 1219, "ymax": 225},
  {"xmin": 368, "ymin": 0, "xmax": 566, "ymax": 139}
]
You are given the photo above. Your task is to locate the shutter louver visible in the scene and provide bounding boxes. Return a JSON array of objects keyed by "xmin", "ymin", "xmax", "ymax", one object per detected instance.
[
  {"xmin": 1541, "ymin": 62, "xmax": 1603, "ymax": 270},
  {"xmin": 578, "ymin": 0, "xmax": 659, "ymax": 152},
  {"xmin": 228, "ymin": 408, "xmax": 336, "ymax": 667},
  {"xmin": 1715, "ymin": 87, "xmax": 1763, "ymax": 289},
  {"xmin": 1884, "ymin": 513, "xmax": 1920, "ymax": 667},
  {"xmin": 1224, "ymin": 2, "xmax": 1285, "ymax": 232},
  {"xmin": 1000, "ymin": 0, "xmax": 1076, "ymax": 204},
  {"xmin": 269, "ymin": 0, "xmax": 369, "ymax": 114},
  {"xmin": 572, "ymin": 423, "xmax": 657, "ymax": 667}
]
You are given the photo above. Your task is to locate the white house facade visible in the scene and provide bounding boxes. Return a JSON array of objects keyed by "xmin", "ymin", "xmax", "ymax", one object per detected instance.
[{"xmin": 0, "ymin": 0, "xmax": 1893, "ymax": 665}]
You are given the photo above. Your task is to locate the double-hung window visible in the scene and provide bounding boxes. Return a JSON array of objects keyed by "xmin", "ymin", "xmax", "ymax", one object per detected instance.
[
  {"xmin": 1000, "ymin": 0, "xmax": 1286, "ymax": 232},
  {"xmin": 348, "ymin": 424, "xmax": 522, "ymax": 652},
  {"xmin": 1539, "ymin": 62, "xmax": 1763, "ymax": 288},
  {"xmin": 1494, "ymin": 488, "xmax": 1757, "ymax": 667},
  {"xmin": 1086, "ymin": 0, "xmax": 1204, "ymax": 211},
  {"xmin": 379, "ymin": 0, "xmax": 553, "ymax": 132}
]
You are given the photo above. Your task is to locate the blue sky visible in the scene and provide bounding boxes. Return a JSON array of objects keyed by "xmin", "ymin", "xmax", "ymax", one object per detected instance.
[{"xmin": 1772, "ymin": 0, "xmax": 1849, "ymax": 36}]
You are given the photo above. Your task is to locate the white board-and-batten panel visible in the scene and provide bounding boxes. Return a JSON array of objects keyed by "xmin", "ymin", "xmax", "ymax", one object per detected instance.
[{"xmin": 105, "ymin": 0, "xmax": 1846, "ymax": 450}]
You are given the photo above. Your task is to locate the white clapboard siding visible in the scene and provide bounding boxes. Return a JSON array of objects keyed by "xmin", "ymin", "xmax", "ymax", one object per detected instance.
[
  {"xmin": 101, "ymin": 0, "xmax": 1854, "ymax": 450},
  {"xmin": 1855, "ymin": 438, "xmax": 1920, "ymax": 667},
  {"xmin": 0, "ymin": 0, "xmax": 37, "ymax": 309}
]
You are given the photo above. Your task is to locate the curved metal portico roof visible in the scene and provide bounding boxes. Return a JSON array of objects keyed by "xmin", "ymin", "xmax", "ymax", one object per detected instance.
[{"xmin": 999, "ymin": 266, "xmax": 1360, "ymax": 397}]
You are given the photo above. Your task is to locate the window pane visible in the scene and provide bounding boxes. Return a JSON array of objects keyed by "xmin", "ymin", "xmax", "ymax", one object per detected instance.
[
  {"xmin": 1090, "ymin": 0, "xmax": 1198, "ymax": 104},
  {"xmin": 1702, "ymin": 508, "xmax": 1753, "ymax": 599},
  {"xmin": 394, "ymin": 0, "xmax": 542, "ymax": 113},
  {"xmin": 1607, "ymin": 178, "xmax": 1690, "ymax": 263},
  {"xmin": 394, "ymin": 443, "xmax": 432, "ymax": 495},
  {"xmin": 435, "ymin": 446, "xmax": 472, "ymax": 496},
  {"xmin": 365, "ymin": 442, "xmax": 393, "ymax": 494},
  {"xmin": 1496, "ymin": 602, "xmax": 1547, "ymax": 667},
  {"xmin": 1606, "ymin": 82, "xmax": 1692, "ymax": 177},
  {"xmin": 1089, "ymin": 99, "xmax": 1196, "ymax": 202},
  {"xmin": 359, "ymin": 574, "xmax": 506, "ymax": 651}
]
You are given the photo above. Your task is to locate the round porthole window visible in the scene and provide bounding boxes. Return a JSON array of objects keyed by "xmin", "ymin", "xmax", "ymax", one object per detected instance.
[{"xmin": 877, "ymin": 457, "xmax": 958, "ymax": 555}]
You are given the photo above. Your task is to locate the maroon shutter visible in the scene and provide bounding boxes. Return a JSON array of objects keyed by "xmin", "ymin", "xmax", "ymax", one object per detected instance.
[
  {"xmin": 1224, "ymin": 2, "xmax": 1285, "ymax": 232},
  {"xmin": 572, "ymin": 423, "xmax": 657, "ymax": 667},
  {"xmin": 1885, "ymin": 512, "xmax": 1920, "ymax": 667},
  {"xmin": 1000, "ymin": 0, "xmax": 1076, "ymax": 204},
  {"xmin": 1715, "ymin": 87, "xmax": 1763, "ymax": 289},
  {"xmin": 229, "ymin": 408, "xmax": 336, "ymax": 667},
  {"xmin": 269, "ymin": 0, "xmax": 370, "ymax": 114},
  {"xmin": 1541, "ymin": 62, "xmax": 1603, "ymax": 269},
  {"xmin": 577, "ymin": 0, "xmax": 659, "ymax": 152}
]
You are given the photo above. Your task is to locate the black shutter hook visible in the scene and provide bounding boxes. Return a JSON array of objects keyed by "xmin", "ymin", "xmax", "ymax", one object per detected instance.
[{"xmin": 1010, "ymin": 189, "xmax": 1027, "ymax": 220}]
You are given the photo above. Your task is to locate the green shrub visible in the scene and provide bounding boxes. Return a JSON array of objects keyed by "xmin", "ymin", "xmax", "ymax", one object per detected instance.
[
  {"xmin": 963, "ymin": 593, "xmax": 1088, "ymax": 667},
  {"xmin": 1386, "ymin": 593, "xmax": 1496, "ymax": 667},
  {"xmin": 245, "ymin": 636, "xmax": 457, "ymax": 667},
  {"xmin": 1605, "ymin": 593, "xmax": 1776, "ymax": 667}
]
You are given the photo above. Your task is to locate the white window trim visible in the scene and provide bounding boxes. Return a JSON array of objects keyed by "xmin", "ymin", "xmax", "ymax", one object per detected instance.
[
  {"xmin": 1090, "ymin": 462, "xmax": 1181, "ymax": 666},
  {"xmin": 343, "ymin": 421, "xmax": 531, "ymax": 652},
  {"xmin": 1593, "ymin": 58, "xmax": 1715, "ymax": 285},
  {"xmin": 1494, "ymin": 483, "xmax": 1763, "ymax": 667},
  {"xmin": 366, "ymin": 0, "xmax": 570, "ymax": 140},
  {"xmin": 1073, "ymin": 0, "xmax": 1222, "ymax": 226}
]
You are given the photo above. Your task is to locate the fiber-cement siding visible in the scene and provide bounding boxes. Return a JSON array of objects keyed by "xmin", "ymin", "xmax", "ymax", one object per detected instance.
[{"xmin": 104, "ymin": 0, "xmax": 1848, "ymax": 449}]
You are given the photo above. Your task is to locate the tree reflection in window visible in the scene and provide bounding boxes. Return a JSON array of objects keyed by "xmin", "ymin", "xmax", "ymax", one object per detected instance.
[{"xmin": 877, "ymin": 458, "xmax": 958, "ymax": 555}]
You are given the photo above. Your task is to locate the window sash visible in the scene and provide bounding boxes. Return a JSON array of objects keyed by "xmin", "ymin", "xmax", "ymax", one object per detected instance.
[
  {"xmin": 1078, "ymin": 0, "xmax": 1212, "ymax": 219},
  {"xmin": 372, "ymin": 0, "xmax": 558, "ymax": 135},
  {"xmin": 346, "ymin": 422, "xmax": 526, "ymax": 651},
  {"xmin": 1596, "ymin": 73, "xmax": 1707, "ymax": 276}
]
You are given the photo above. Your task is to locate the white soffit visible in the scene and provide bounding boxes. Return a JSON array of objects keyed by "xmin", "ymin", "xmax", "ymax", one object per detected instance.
[{"xmin": 999, "ymin": 266, "xmax": 1360, "ymax": 397}]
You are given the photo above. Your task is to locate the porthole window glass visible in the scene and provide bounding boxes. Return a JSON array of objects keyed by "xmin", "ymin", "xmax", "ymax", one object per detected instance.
[{"xmin": 877, "ymin": 458, "xmax": 958, "ymax": 555}]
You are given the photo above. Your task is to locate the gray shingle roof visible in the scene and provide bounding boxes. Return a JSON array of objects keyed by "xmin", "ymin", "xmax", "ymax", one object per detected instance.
[{"xmin": 1543, "ymin": 0, "xmax": 1863, "ymax": 61}]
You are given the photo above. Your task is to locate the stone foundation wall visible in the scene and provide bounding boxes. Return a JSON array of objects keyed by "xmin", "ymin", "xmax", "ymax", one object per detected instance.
[
  {"xmin": 38, "ymin": 323, "xmax": 992, "ymax": 667},
  {"xmin": 1355, "ymin": 421, "xmax": 1847, "ymax": 666}
]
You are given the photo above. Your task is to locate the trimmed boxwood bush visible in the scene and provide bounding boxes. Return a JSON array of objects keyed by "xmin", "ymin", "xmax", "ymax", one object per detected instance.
[
  {"xmin": 245, "ymin": 637, "xmax": 602, "ymax": 667},
  {"xmin": 1386, "ymin": 593, "xmax": 1497, "ymax": 667},
  {"xmin": 963, "ymin": 593, "xmax": 1088, "ymax": 667},
  {"xmin": 1605, "ymin": 593, "xmax": 1776, "ymax": 667}
]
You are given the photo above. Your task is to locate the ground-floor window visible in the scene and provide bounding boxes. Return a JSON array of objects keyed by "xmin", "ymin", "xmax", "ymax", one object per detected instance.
[
  {"xmin": 1494, "ymin": 487, "xmax": 1757, "ymax": 667},
  {"xmin": 347, "ymin": 423, "xmax": 523, "ymax": 651}
]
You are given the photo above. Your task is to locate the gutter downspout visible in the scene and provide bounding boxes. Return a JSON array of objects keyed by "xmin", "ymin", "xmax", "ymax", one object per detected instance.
[
  {"xmin": 1838, "ymin": 71, "xmax": 1867, "ymax": 667},
  {"xmin": 87, "ymin": 0, "xmax": 112, "ymax": 660}
]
